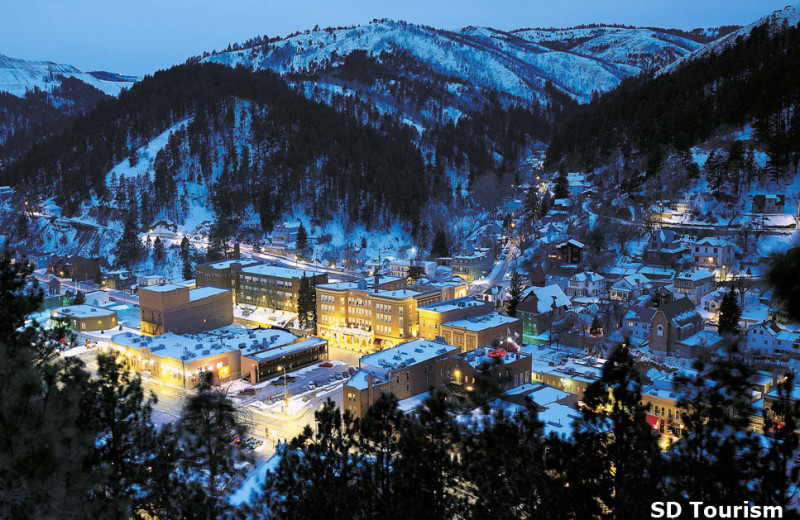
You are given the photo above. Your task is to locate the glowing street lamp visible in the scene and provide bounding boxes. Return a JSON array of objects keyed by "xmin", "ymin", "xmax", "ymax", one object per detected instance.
[{"xmin": 277, "ymin": 365, "xmax": 289, "ymax": 414}]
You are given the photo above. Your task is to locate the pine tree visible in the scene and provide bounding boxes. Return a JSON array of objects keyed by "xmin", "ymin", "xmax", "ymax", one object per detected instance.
[
  {"xmin": 297, "ymin": 274, "xmax": 314, "ymax": 329},
  {"xmin": 553, "ymin": 168, "xmax": 569, "ymax": 199},
  {"xmin": 407, "ymin": 263, "xmax": 426, "ymax": 284},
  {"xmin": 73, "ymin": 291, "xmax": 86, "ymax": 305},
  {"xmin": 114, "ymin": 216, "xmax": 145, "ymax": 269},
  {"xmin": 505, "ymin": 269, "xmax": 523, "ymax": 317},
  {"xmin": 296, "ymin": 222, "xmax": 309, "ymax": 254},
  {"xmin": 0, "ymin": 250, "xmax": 98, "ymax": 517},
  {"xmin": 430, "ymin": 229, "xmax": 450, "ymax": 258},
  {"xmin": 81, "ymin": 352, "xmax": 167, "ymax": 517},
  {"xmin": 523, "ymin": 185, "xmax": 541, "ymax": 221},
  {"xmin": 178, "ymin": 372, "xmax": 248, "ymax": 520},
  {"xmin": 153, "ymin": 236, "xmax": 165, "ymax": 265},
  {"xmin": 575, "ymin": 345, "xmax": 665, "ymax": 518},
  {"xmin": 250, "ymin": 399, "xmax": 362, "ymax": 519},
  {"xmin": 718, "ymin": 289, "xmax": 741, "ymax": 338},
  {"xmin": 589, "ymin": 316, "xmax": 602, "ymax": 336},
  {"xmin": 179, "ymin": 236, "xmax": 193, "ymax": 281}
]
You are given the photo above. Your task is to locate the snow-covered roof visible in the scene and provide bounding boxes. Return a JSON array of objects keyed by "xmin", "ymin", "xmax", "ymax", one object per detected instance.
[
  {"xmin": 111, "ymin": 325, "xmax": 299, "ymax": 362},
  {"xmin": 679, "ymin": 329, "xmax": 721, "ymax": 347},
  {"xmin": 519, "ymin": 284, "xmax": 571, "ymax": 314},
  {"xmin": 571, "ymin": 271, "xmax": 605, "ymax": 282},
  {"xmin": 443, "ymin": 313, "xmax": 519, "ymax": 332},
  {"xmin": 676, "ymin": 268, "xmax": 714, "ymax": 282},
  {"xmin": 419, "ymin": 296, "xmax": 487, "ymax": 314},
  {"xmin": 189, "ymin": 287, "xmax": 229, "ymax": 302},
  {"xmin": 557, "ymin": 239, "xmax": 584, "ymax": 249},
  {"xmin": 241, "ymin": 264, "xmax": 321, "ymax": 279},
  {"xmin": 695, "ymin": 237, "xmax": 728, "ymax": 247},
  {"xmin": 52, "ymin": 305, "xmax": 116, "ymax": 319},
  {"xmin": 142, "ymin": 283, "xmax": 184, "ymax": 293},
  {"xmin": 361, "ymin": 339, "xmax": 459, "ymax": 372}
]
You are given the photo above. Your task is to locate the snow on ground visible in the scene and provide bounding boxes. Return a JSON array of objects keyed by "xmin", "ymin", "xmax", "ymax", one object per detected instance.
[
  {"xmin": 106, "ymin": 118, "xmax": 193, "ymax": 186},
  {"xmin": 228, "ymin": 455, "xmax": 281, "ymax": 506}
]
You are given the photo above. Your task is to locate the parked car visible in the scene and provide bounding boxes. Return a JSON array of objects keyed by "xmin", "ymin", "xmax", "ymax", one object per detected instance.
[
  {"xmin": 307, "ymin": 383, "xmax": 316, "ymax": 391},
  {"xmin": 328, "ymin": 375, "xmax": 335, "ymax": 383},
  {"xmin": 348, "ymin": 367, "xmax": 357, "ymax": 376},
  {"xmin": 335, "ymin": 372, "xmax": 343, "ymax": 380},
  {"xmin": 239, "ymin": 388, "xmax": 256, "ymax": 396},
  {"xmin": 319, "ymin": 361, "xmax": 334, "ymax": 368}
]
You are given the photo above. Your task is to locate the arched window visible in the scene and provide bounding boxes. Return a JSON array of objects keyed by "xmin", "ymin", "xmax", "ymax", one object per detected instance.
[{"xmin": 657, "ymin": 324, "xmax": 664, "ymax": 337}]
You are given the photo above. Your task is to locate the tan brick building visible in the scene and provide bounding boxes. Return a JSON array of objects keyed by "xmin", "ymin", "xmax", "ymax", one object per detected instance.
[
  {"xmin": 51, "ymin": 305, "xmax": 118, "ymax": 332},
  {"xmin": 440, "ymin": 313, "xmax": 522, "ymax": 350},
  {"xmin": 343, "ymin": 338, "xmax": 461, "ymax": 418},
  {"xmin": 139, "ymin": 284, "xmax": 233, "ymax": 336},
  {"xmin": 417, "ymin": 297, "xmax": 493, "ymax": 340},
  {"xmin": 316, "ymin": 275, "xmax": 415, "ymax": 352}
]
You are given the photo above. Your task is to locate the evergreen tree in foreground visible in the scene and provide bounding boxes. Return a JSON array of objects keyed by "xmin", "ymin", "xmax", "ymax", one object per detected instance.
[{"xmin": 505, "ymin": 268, "xmax": 523, "ymax": 317}]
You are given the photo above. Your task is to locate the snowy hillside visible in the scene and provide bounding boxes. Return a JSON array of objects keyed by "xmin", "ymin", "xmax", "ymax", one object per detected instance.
[
  {"xmin": 203, "ymin": 20, "xmax": 702, "ymax": 104},
  {"xmin": 0, "ymin": 53, "xmax": 137, "ymax": 97},
  {"xmin": 510, "ymin": 26, "xmax": 702, "ymax": 72},
  {"xmin": 660, "ymin": 4, "xmax": 800, "ymax": 75}
]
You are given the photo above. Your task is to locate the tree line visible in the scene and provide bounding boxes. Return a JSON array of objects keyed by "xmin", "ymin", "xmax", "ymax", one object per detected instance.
[{"xmin": 546, "ymin": 19, "xmax": 800, "ymax": 180}]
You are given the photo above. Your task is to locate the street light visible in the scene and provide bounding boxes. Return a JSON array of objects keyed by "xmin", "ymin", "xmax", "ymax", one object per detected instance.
[{"xmin": 277, "ymin": 365, "xmax": 289, "ymax": 414}]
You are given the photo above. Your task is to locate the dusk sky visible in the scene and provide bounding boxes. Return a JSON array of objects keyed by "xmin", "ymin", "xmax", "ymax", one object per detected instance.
[{"xmin": 2, "ymin": 0, "xmax": 791, "ymax": 76}]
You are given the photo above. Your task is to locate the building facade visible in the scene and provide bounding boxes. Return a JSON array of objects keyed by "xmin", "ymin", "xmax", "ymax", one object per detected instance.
[
  {"xmin": 518, "ymin": 284, "xmax": 571, "ymax": 344},
  {"xmin": 316, "ymin": 276, "xmax": 417, "ymax": 352},
  {"xmin": 650, "ymin": 298, "xmax": 704, "ymax": 357},
  {"xmin": 51, "ymin": 305, "xmax": 118, "ymax": 332},
  {"xmin": 139, "ymin": 284, "xmax": 233, "ymax": 336},
  {"xmin": 451, "ymin": 252, "xmax": 494, "ymax": 283},
  {"xmin": 417, "ymin": 297, "xmax": 493, "ymax": 340},
  {"xmin": 440, "ymin": 313, "xmax": 522, "ymax": 350}
]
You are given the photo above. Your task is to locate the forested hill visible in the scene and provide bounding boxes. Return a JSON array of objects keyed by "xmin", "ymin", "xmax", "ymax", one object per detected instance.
[
  {"xmin": 0, "ymin": 76, "xmax": 111, "ymax": 161},
  {"xmin": 0, "ymin": 63, "xmax": 439, "ymax": 230},
  {"xmin": 546, "ymin": 16, "xmax": 800, "ymax": 180}
]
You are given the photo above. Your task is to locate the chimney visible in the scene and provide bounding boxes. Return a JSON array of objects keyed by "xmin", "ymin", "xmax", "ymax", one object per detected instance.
[{"xmin": 374, "ymin": 272, "xmax": 380, "ymax": 292}]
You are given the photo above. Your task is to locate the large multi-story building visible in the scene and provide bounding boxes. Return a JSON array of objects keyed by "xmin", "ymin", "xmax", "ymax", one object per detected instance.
[
  {"xmin": 196, "ymin": 259, "xmax": 327, "ymax": 312},
  {"xmin": 195, "ymin": 259, "xmax": 262, "ymax": 293},
  {"xmin": 237, "ymin": 264, "xmax": 327, "ymax": 311},
  {"xmin": 108, "ymin": 326, "xmax": 326, "ymax": 389},
  {"xmin": 439, "ymin": 313, "xmax": 522, "ymax": 350},
  {"xmin": 343, "ymin": 338, "xmax": 461, "ymax": 417},
  {"xmin": 451, "ymin": 252, "xmax": 494, "ymax": 283},
  {"xmin": 441, "ymin": 346, "xmax": 533, "ymax": 393},
  {"xmin": 417, "ymin": 297, "xmax": 493, "ymax": 340},
  {"xmin": 316, "ymin": 275, "xmax": 417, "ymax": 352},
  {"xmin": 139, "ymin": 284, "xmax": 233, "ymax": 336}
]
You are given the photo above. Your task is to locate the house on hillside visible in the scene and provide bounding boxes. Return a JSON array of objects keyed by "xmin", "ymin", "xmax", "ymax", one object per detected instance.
[
  {"xmin": 622, "ymin": 306, "xmax": 656, "ymax": 346},
  {"xmin": 557, "ymin": 239, "xmax": 584, "ymax": 265},
  {"xmin": 692, "ymin": 237, "xmax": 734, "ymax": 269},
  {"xmin": 518, "ymin": 284, "xmax": 571, "ymax": 344},
  {"xmin": 567, "ymin": 271, "xmax": 605, "ymax": 299},
  {"xmin": 674, "ymin": 268, "xmax": 715, "ymax": 304},
  {"xmin": 752, "ymin": 194, "xmax": 786, "ymax": 214},
  {"xmin": 691, "ymin": 193, "xmax": 717, "ymax": 215},
  {"xmin": 650, "ymin": 298, "xmax": 704, "ymax": 357},
  {"xmin": 609, "ymin": 273, "xmax": 652, "ymax": 303},
  {"xmin": 643, "ymin": 230, "xmax": 689, "ymax": 267}
]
